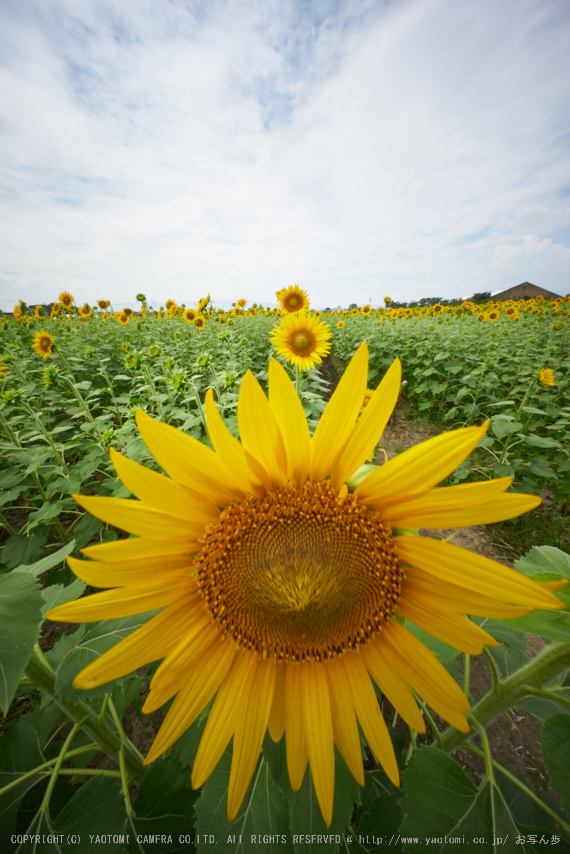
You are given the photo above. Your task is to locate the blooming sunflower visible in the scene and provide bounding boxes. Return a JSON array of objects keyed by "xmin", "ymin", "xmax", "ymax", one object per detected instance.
[
  {"xmin": 31, "ymin": 331, "xmax": 54, "ymax": 359},
  {"xmin": 270, "ymin": 311, "xmax": 332, "ymax": 371},
  {"xmin": 276, "ymin": 285, "xmax": 310, "ymax": 314},
  {"xmin": 183, "ymin": 309, "xmax": 197, "ymax": 323},
  {"xmin": 488, "ymin": 310, "xmax": 500, "ymax": 321},
  {"xmin": 46, "ymin": 344, "xmax": 564, "ymax": 827},
  {"xmin": 195, "ymin": 317, "xmax": 206, "ymax": 330},
  {"xmin": 78, "ymin": 306, "xmax": 92, "ymax": 320},
  {"xmin": 540, "ymin": 368, "xmax": 555, "ymax": 387},
  {"xmin": 336, "ymin": 321, "xmax": 345, "ymax": 329},
  {"xmin": 13, "ymin": 305, "xmax": 23, "ymax": 319},
  {"xmin": 117, "ymin": 313, "xmax": 129, "ymax": 326},
  {"xmin": 198, "ymin": 295, "xmax": 210, "ymax": 312},
  {"xmin": 59, "ymin": 291, "xmax": 74, "ymax": 309},
  {"xmin": 34, "ymin": 305, "xmax": 45, "ymax": 319},
  {"xmin": 237, "ymin": 299, "xmax": 247, "ymax": 308},
  {"xmin": 98, "ymin": 300, "xmax": 110, "ymax": 310},
  {"xmin": 0, "ymin": 358, "xmax": 8, "ymax": 381}
]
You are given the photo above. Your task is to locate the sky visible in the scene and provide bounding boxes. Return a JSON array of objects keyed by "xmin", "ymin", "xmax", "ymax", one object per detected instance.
[{"xmin": 1, "ymin": 0, "xmax": 569, "ymax": 311}]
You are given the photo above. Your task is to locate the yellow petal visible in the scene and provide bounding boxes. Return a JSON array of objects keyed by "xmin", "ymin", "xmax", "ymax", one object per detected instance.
[
  {"xmin": 192, "ymin": 652, "xmax": 254, "ymax": 789},
  {"xmin": 382, "ymin": 621, "xmax": 470, "ymax": 713},
  {"xmin": 81, "ymin": 536, "xmax": 201, "ymax": 563},
  {"xmin": 46, "ymin": 575, "xmax": 195, "ymax": 623},
  {"xmin": 268, "ymin": 359, "xmax": 311, "ymax": 487},
  {"xmin": 268, "ymin": 662, "xmax": 287, "ymax": 743},
  {"xmin": 331, "ymin": 358, "xmax": 401, "ymax": 488},
  {"xmin": 310, "ymin": 342, "xmax": 368, "ymax": 483},
  {"xmin": 375, "ymin": 478, "xmax": 512, "ymax": 523},
  {"xmin": 109, "ymin": 447, "xmax": 220, "ymax": 523},
  {"xmin": 402, "ymin": 566, "xmax": 533, "ymax": 619},
  {"xmin": 228, "ymin": 658, "xmax": 276, "ymax": 821},
  {"xmin": 355, "ymin": 422, "xmax": 490, "ymax": 509},
  {"xmin": 342, "ymin": 653, "xmax": 399, "ymax": 788},
  {"xmin": 398, "ymin": 589, "xmax": 501, "ymax": 654},
  {"xmin": 150, "ymin": 614, "xmax": 217, "ymax": 693},
  {"xmin": 71, "ymin": 494, "xmax": 205, "ymax": 541},
  {"xmin": 136, "ymin": 409, "xmax": 243, "ymax": 505},
  {"xmin": 325, "ymin": 657, "xmax": 364, "ymax": 786},
  {"xmin": 72, "ymin": 597, "xmax": 199, "ymax": 689},
  {"xmin": 395, "ymin": 536, "xmax": 565, "ymax": 611},
  {"xmin": 302, "ymin": 663, "xmax": 335, "ymax": 828},
  {"xmin": 285, "ymin": 663, "xmax": 308, "ymax": 791},
  {"xmin": 66, "ymin": 554, "xmax": 196, "ymax": 588},
  {"xmin": 237, "ymin": 371, "xmax": 287, "ymax": 487},
  {"xmin": 144, "ymin": 638, "xmax": 235, "ymax": 763},
  {"xmin": 205, "ymin": 389, "xmax": 269, "ymax": 497},
  {"xmin": 360, "ymin": 638, "xmax": 426, "ymax": 733},
  {"xmin": 385, "ymin": 491, "xmax": 542, "ymax": 529}
]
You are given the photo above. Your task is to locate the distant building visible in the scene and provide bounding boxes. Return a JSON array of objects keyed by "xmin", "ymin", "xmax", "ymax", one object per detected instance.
[{"xmin": 490, "ymin": 282, "xmax": 563, "ymax": 301}]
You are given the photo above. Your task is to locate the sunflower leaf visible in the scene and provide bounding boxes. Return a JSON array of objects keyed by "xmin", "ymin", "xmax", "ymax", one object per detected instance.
[
  {"xmin": 194, "ymin": 744, "xmax": 293, "ymax": 854},
  {"xmin": 542, "ymin": 715, "xmax": 570, "ymax": 812},
  {"xmin": 0, "ymin": 572, "xmax": 44, "ymax": 715}
]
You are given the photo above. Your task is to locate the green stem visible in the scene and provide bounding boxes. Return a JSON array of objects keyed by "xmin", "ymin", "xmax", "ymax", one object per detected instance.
[
  {"xmin": 471, "ymin": 717, "xmax": 495, "ymax": 785},
  {"xmin": 190, "ymin": 380, "xmax": 207, "ymax": 432},
  {"xmin": 24, "ymin": 653, "xmax": 145, "ymax": 783},
  {"xmin": 464, "ymin": 744, "xmax": 570, "ymax": 835},
  {"xmin": 296, "ymin": 365, "xmax": 301, "ymax": 398},
  {"xmin": 463, "ymin": 653, "xmax": 470, "ymax": 697},
  {"xmin": 417, "ymin": 699, "xmax": 443, "ymax": 749},
  {"xmin": 40, "ymin": 718, "xmax": 87, "ymax": 816},
  {"xmin": 107, "ymin": 697, "xmax": 145, "ymax": 762},
  {"xmin": 440, "ymin": 642, "xmax": 570, "ymax": 755},
  {"xmin": 0, "ymin": 744, "xmax": 100, "ymax": 797},
  {"xmin": 119, "ymin": 744, "xmax": 135, "ymax": 817},
  {"xmin": 522, "ymin": 686, "xmax": 570, "ymax": 711},
  {"xmin": 0, "ymin": 510, "xmax": 18, "ymax": 536}
]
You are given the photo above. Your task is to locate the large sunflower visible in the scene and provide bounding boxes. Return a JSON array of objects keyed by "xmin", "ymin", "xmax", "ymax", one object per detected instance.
[
  {"xmin": 270, "ymin": 311, "xmax": 332, "ymax": 370},
  {"xmin": 276, "ymin": 285, "xmax": 310, "ymax": 313},
  {"xmin": 31, "ymin": 330, "xmax": 54, "ymax": 359},
  {"xmin": 47, "ymin": 345, "xmax": 564, "ymax": 826}
]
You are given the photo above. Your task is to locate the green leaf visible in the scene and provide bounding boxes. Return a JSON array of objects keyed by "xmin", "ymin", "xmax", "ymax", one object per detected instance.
[
  {"xmin": 194, "ymin": 743, "xmax": 294, "ymax": 854},
  {"xmin": 27, "ymin": 499, "xmax": 64, "ymax": 529},
  {"xmin": 13, "ymin": 539, "xmax": 76, "ymax": 577},
  {"xmin": 1, "ymin": 531, "xmax": 49, "ymax": 570},
  {"xmin": 0, "ymin": 572, "xmax": 43, "ymax": 714},
  {"xmin": 521, "ymin": 434, "xmax": 562, "ymax": 449},
  {"xmin": 398, "ymin": 747, "xmax": 539, "ymax": 852},
  {"xmin": 491, "ymin": 420, "xmax": 522, "ymax": 440},
  {"xmin": 55, "ymin": 611, "xmax": 160, "ymax": 700},
  {"xmin": 127, "ymin": 757, "xmax": 199, "ymax": 854},
  {"xmin": 542, "ymin": 715, "xmax": 570, "ymax": 811},
  {"xmin": 72, "ymin": 512, "xmax": 104, "ymax": 549},
  {"xmin": 472, "ymin": 619, "xmax": 529, "ymax": 677},
  {"xmin": 515, "ymin": 694, "xmax": 570, "ymax": 725},
  {"xmin": 49, "ymin": 776, "xmax": 128, "ymax": 853},
  {"xmin": 40, "ymin": 578, "xmax": 86, "ymax": 616}
]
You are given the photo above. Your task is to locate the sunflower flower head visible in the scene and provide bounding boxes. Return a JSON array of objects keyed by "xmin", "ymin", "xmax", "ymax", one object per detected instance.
[
  {"xmin": 276, "ymin": 285, "xmax": 310, "ymax": 313},
  {"xmin": 195, "ymin": 317, "xmax": 206, "ymax": 330},
  {"xmin": 59, "ymin": 291, "xmax": 74, "ymax": 309},
  {"xmin": 98, "ymin": 299, "xmax": 110, "ymax": 310},
  {"xmin": 539, "ymin": 368, "xmax": 555, "ymax": 387},
  {"xmin": 269, "ymin": 311, "xmax": 332, "ymax": 370},
  {"xmin": 34, "ymin": 305, "xmax": 45, "ymax": 319},
  {"xmin": 0, "ymin": 358, "xmax": 8, "ymax": 382},
  {"xmin": 31, "ymin": 331, "xmax": 54, "ymax": 359},
  {"xmin": 46, "ymin": 343, "xmax": 565, "ymax": 828},
  {"xmin": 183, "ymin": 308, "xmax": 197, "ymax": 323}
]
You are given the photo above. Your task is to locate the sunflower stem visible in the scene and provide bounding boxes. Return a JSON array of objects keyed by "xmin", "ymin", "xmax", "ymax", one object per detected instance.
[
  {"xmin": 521, "ymin": 685, "xmax": 570, "ymax": 711},
  {"xmin": 24, "ymin": 652, "xmax": 146, "ymax": 783},
  {"xmin": 417, "ymin": 700, "xmax": 443, "ymax": 749},
  {"xmin": 40, "ymin": 717, "xmax": 87, "ymax": 817},
  {"xmin": 0, "ymin": 744, "xmax": 100, "ymax": 797},
  {"xmin": 0, "ymin": 510, "xmax": 19, "ymax": 536},
  {"xmin": 483, "ymin": 646, "xmax": 502, "ymax": 693},
  {"xmin": 440, "ymin": 642, "xmax": 570, "ymax": 755},
  {"xmin": 471, "ymin": 717, "xmax": 495, "ymax": 785}
]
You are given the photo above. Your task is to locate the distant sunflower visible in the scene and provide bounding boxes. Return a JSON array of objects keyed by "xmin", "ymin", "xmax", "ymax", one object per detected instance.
[
  {"xmin": 219, "ymin": 316, "xmax": 227, "ymax": 326},
  {"xmin": 59, "ymin": 292, "xmax": 74, "ymax": 309},
  {"xmin": 270, "ymin": 311, "xmax": 332, "ymax": 370},
  {"xmin": 488, "ymin": 310, "xmax": 500, "ymax": 322},
  {"xmin": 0, "ymin": 358, "xmax": 8, "ymax": 381},
  {"xmin": 351, "ymin": 308, "xmax": 359, "ymax": 316},
  {"xmin": 183, "ymin": 309, "xmax": 197, "ymax": 323},
  {"xmin": 198, "ymin": 295, "xmax": 210, "ymax": 312},
  {"xmin": 123, "ymin": 308, "xmax": 134, "ymax": 317},
  {"xmin": 78, "ymin": 306, "xmax": 92, "ymax": 320},
  {"xmin": 117, "ymin": 313, "xmax": 129, "ymax": 326},
  {"xmin": 195, "ymin": 317, "xmax": 206, "ymax": 329},
  {"xmin": 237, "ymin": 299, "xmax": 247, "ymax": 308},
  {"xmin": 47, "ymin": 344, "xmax": 564, "ymax": 827},
  {"xmin": 361, "ymin": 305, "xmax": 371, "ymax": 315},
  {"xmin": 276, "ymin": 285, "xmax": 310, "ymax": 314},
  {"xmin": 166, "ymin": 300, "xmax": 176, "ymax": 310},
  {"xmin": 336, "ymin": 320, "xmax": 345, "ymax": 329},
  {"xmin": 34, "ymin": 305, "xmax": 45, "ymax": 319},
  {"xmin": 540, "ymin": 368, "xmax": 555, "ymax": 387},
  {"xmin": 98, "ymin": 300, "xmax": 110, "ymax": 310},
  {"xmin": 13, "ymin": 305, "xmax": 23, "ymax": 319},
  {"xmin": 32, "ymin": 331, "xmax": 54, "ymax": 359}
]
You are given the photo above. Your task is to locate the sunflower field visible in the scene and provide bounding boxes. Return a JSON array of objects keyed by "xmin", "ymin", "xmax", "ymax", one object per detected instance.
[{"xmin": 1, "ymin": 290, "xmax": 570, "ymax": 853}]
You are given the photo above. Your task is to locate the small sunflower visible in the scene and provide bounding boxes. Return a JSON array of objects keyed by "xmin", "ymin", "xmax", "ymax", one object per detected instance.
[
  {"xmin": 351, "ymin": 308, "xmax": 359, "ymax": 316},
  {"xmin": 361, "ymin": 305, "xmax": 371, "ymax": 315},
  {"xmin": 59, "ymin": 292, "xmax": 74, "ymax": 309},
  {"xmin": 166, "ymin": 300, "xmax": 176, "ymax": 310},
  {"xmin": 78, "ymin": 305, "xmax": 92, "ymax": 320},
  {"xmin": 47, "ymin": 344, "xmax": 564, "ymax": 828},
  {"xmin": 13, "ymin": 305, "xmax": 23, "ymax": 319},
  {"xmin": 183, "ymin": 309, "xmax": 197, "ymax": 323},
  {"xmin": 0, "ymin": 358, "xmax": 8, "ymax": 381},
  {"xmin": 276, "ymin": 285, "xmax": 310, "ymax": 314},
  {"xmin": 195, "ymin": 317, "xmax": 206, "ymax": 330},
  {"xmin": 34, "ymin": 305, "xmax": 45, "ymax": 319},
  {"xmin": 432, "ymin": 304, "xmax": 443, "ymax": 314},
  {"xmin": 488, "ymin": 310, "xmax": 500, "ymax": 322},
  {"xmin": 98, "ymin": 300, "xmax": 110, "ymax": 310},
  {"xmin": 219, "ymin": 316, "xmax": 227, "ymax": 326},
  {"xmin": 361, "ymin": 388, "xmax": 374, "ymax": 409},
  {"xmin": 553, "ymin": 322, "xmax": 563, "ymax": 331},
  {"xmin": 336, "ymin": 320, "xmax": 345, "ymax": 329},
  {"xmin": 540, "ymin": 368, "xmax": 555, "ymax": 387},
  {"xmin": 237, "ymin": 299, "xmax": 247, "ymax": 308},
  {"xmin": 198, "ymin": 295, "xmax": 211, "ymax": 312},
  {"xmin": 31, "ymin": 331, "xmax": 54, "ymax": 359},
  {"xmin": 101, "ymin": 313, "xmax": 109, "ymax": 321},
  {"xmin": 117, "ymin": 313, "xmax": 129, "ymax": 326},
  {"xmin": 123, "ymin": 308, "xmax": 134, "ymax": 317},
  {"xmin": 384, "ymin": 296, "xmax": 392, "ymax": 303},
  {"xmin": 270, "ymin": 311, "xmax": 332, "ymax": 371}
]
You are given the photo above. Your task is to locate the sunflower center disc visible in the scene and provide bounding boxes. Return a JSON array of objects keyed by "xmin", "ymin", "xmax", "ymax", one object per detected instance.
[
  {"xmin": 290, "ymin": 330, "xmax": 314, "ymax": 354},
  {"xmin": 196, "ymin": 482, "xmax": 404, "ymax": 662},
  {"xmin": 287, "ymin": 296, "xmax": 300, "ymax": 308}
]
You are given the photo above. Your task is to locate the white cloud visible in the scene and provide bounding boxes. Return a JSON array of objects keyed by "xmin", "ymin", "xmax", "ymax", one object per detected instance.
[{"xmin": 1, "ymin": 0, "xmax": 569, "ymax": 309}]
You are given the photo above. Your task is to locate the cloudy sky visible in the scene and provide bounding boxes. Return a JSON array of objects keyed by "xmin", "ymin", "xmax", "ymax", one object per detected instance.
[{"xmin": 1, "ymin": 0, "xmax": 569, "ymax": 310}]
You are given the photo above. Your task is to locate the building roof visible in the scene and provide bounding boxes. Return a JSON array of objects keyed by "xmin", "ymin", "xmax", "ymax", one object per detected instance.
[{"xmin": 490, "ymin": 282, "xmax": 563, "ymax": 300}]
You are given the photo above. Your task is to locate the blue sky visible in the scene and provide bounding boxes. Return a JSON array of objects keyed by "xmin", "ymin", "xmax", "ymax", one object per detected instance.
[{"xmin": 1, "ymin": 0, "xmax": 569, "ymax": 310}]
